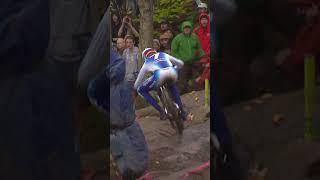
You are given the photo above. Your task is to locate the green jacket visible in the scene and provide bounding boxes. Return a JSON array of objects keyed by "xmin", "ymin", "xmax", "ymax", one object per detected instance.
[{"xmin": 171, "ymin": 21, "xmax": 205, "ymax": 64}]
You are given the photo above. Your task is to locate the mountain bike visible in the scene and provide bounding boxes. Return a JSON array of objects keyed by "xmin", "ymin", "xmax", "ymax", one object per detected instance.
[{"xmin": 157, "ymin": 82, "xmax": 184, "ymax": 136}]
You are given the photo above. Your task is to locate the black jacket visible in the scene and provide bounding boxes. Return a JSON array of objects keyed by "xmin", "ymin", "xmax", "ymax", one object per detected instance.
[{"xmin": 0, "ymin": 0, "xmax": 49, "ymax": 77}]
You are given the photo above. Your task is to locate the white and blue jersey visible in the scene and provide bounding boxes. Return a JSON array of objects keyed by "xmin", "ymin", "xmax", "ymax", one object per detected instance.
[
  {"xmin": 134, "ymin": 51, "xmax": 187, "ymax": 120},
  {"xmin": 134, "ymin": 52, "xmax": 184, "ymax": 90}
]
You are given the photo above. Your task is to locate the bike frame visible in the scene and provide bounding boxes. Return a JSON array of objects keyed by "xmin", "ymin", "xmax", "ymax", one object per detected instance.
[{"xmin": 157, "ymin": 83, "xmax": 184, "ymax": 135}]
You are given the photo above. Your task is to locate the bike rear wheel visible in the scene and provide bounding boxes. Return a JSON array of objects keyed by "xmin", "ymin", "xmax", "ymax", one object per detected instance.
[{"xmin": 158, "ymin": 86, "xmax": 184, "ymax": 135}]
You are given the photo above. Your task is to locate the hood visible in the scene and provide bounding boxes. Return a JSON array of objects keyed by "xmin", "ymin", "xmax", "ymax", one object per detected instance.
[
  {"xmin": 198, "ymin": 13, "xmax": 210, "ymax": 30},
  {"xmin": 198, "ymin": 13, "xmax": 210, "ymax": 24},
  {"xmin": 181, "ymin": 21, "xmax": 193, "ymax": 32}
]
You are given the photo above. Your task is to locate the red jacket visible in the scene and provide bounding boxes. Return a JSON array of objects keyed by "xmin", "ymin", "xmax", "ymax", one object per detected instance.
[
  {"xmin": 196, "ymin": 57, "xmax": 210, "ymax": 83},
  {"xmin": 194, "ymin": 13, "xmax": 210, "ymax": 56},
  {"xmin": 289, "ymin": 16, "xmax": 320, "ymax": 65},
  {"xmin": 286, "ymin": 1, "xmax": 320, "ymax": 65}
]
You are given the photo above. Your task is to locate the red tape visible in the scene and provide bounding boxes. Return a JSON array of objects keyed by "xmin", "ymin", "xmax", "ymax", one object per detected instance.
[{"xmin": 179, "ymin": 161, "xmax": 210, "ymax": 180}]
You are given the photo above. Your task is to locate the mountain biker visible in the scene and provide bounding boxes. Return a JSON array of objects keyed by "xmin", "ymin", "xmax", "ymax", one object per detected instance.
[{"xmin": 134, "ymin": 48, "xmax": 188, "ymax": 121}]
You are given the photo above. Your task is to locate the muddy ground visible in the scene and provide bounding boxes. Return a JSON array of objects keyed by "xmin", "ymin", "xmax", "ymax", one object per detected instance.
[
  {"xmin": 81, "ymin": 90, "xmax": 211, "ymax": 180},
  {"xmin": 81, "ymin": 87, "xmax": 320, "ymax": 180},
  {"xmin": 130, "ymin": 90, "xmax": 210, "ymax": 179},
  {"xmin": 225, "ymin": 87, "xmax": 320, "ymax": 180}
]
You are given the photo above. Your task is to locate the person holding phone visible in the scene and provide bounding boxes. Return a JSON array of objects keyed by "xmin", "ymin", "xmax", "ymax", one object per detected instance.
[{"xmin": 118, "ymin": 15, "xmax": 139, "ymax": 39}]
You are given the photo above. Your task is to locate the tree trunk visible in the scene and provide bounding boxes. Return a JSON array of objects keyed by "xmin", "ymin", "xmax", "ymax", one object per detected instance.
[{"xmin": 138, "ymin": 0, "xmax": 154, "ymax": 68}]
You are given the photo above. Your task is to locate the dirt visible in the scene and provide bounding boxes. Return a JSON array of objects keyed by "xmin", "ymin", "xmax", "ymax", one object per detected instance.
[
  {"xmin": 81, "ymin": 87, "xmax": 320, "ymax": 180},
  {"xmin": 136, "ymin": 90, "xmax": 211, "ymax": 179},
  {"xmin": 81, "ymin": 90, "xmax": 211, "ymax": 180},
  {"xmin": 225, "ymin": 87, "xmax": 320, "ymax": 180}
]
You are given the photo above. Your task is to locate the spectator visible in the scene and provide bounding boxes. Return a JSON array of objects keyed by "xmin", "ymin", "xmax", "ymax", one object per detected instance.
[
  {"xmin": 160, "ymin": 19, "xmax": 169, "ymax": 32},
  {"xmin": 193, "ymin": 13, "xmax": 210, "ymax": 85},
  {"xmin": 86, "ymin": 48, "xmax": 148, "ymax": 180},
  {"xmin": 194, "ymin": 13, "xmax": 210, "ymax": 56},
  {"xmin": 159, "ymin": 33, "xmax": 172, "ymax": 54},
  {"xmin": 197, "ymin": 2, "xmax": 208, "ymax": 14},
  {"xmin": 118, "ymin": 15, "xmax": 139, "ymax": 39},
  {"xmin": 159, "ymin": 19, "xmax": 174, "ymax": 39},
  {"xmin": 123, "ymin": 35, "xmax": 139, "ymax": 88},
  {"xmin": 164, "ymin": 29, "xmax": 174, "ymax": 39},
  {"xmin": 112, "ymin": 13, "xmax": 122, "ymax": 43},
  {"xmin": 153, "ymin": 39, "xmax": 161, "ymax": 52},
  {"xmin": 116, "ymin": 38, "xmax": 126, "ymax": 55},
  {"xmin": 171, "ymin": 21, "xmax": 205, "ymax": 93},
  {"xmin": 192, "ymin": 2, "xmax": 209, "ymax": 27}
]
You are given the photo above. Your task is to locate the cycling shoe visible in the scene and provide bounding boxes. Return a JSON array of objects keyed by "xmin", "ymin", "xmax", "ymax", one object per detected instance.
[
  {"xmin": 160, "ymin": 111, "xmax": 167, "ymax": 121},
  {"xmin": 180, "ymin": 111, "xmax": 188, "ymax": 121}
]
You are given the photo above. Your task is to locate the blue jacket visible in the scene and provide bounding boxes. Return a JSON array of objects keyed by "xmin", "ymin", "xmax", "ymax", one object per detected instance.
[
  {"xmin": 88, "ymin": 49, "xmax": 125, "ymax": 112},
  {"xmin": 88, "ymin": 49, "xmax": 136, "ymax": 128},
  {"xmin": 85, "ymin": 8, "xmax": 147, "ymax": 178},
  {"xmin": 87, "ymin": 48, "xmax": 147, "ymax": 178}
]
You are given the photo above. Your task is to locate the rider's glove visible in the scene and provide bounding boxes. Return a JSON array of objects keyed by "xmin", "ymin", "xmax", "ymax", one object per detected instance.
[{"xmin": 173, "ymin": 65, "xmax": 182, "ymax": 70}]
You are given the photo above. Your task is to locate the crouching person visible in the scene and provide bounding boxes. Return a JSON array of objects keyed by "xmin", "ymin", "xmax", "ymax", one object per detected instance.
[
  {"xmin": 78, "ymin": 7, "xmax": 148, "ymax": 180},
  {"xmin": 86, "ymin": 49, "xmax": 148, "ymax": 179}
]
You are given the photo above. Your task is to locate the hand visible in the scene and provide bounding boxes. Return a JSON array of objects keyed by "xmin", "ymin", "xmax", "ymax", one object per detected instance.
[
  {"xmin": 195, "ymin": 77, "xmax": 201, "ymax": 83},
  {"xmin": 126, "ymin": 18, "xmax": 133, "ymax": 28},
  {"xmin": 173, "ymin": 65, "xmax": 180, "ymax": 70},
  {"xmin": 128, "ymin": 17, "xmax": 132, "ymax": 24},
  {"xmin": 122, "ymin": 16, "xmax": 129, "ymax": 24},
  {"xmin": 123, "ymin": 16, "xmax": 132, "ymax": 24},
  {"xmin": 199, "ymin": 56, "xmax": 209, "ymax": 63},
  {"xmin": 195, "ymin": 50, "xmax": 199, "ymax": 57}
]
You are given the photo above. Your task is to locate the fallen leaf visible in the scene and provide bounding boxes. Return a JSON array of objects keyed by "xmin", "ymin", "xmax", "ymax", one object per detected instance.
[
  {"xmin": 253, "ymin": 99, "xmax": 264, "ymax": 104},
  {"xmin": 261, "ymin": 93, "xmax": 273, "ymax": 100},
  {"xmin": 243, "ymin": 105, "xmax": 253, "ymax": 111},
  {"xmin": 272, "ymin": 114, "xmax": 285, "ymax": 125},
  {"xmin": 189, "ymin": 114, "xmax": 194, "ymax": 121},
  {"xmin": 249, "ymin": 168, "xmax": 268, "ymax": 180},
  {"xmin": 195, "ymin": 97, "xmax": 199, "ymax": 101}
]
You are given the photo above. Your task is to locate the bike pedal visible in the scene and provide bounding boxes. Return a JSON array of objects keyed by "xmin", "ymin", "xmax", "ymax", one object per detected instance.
[{"xmin": 166, "ymin": 114, "xmax": 174, "ymax": 120}]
